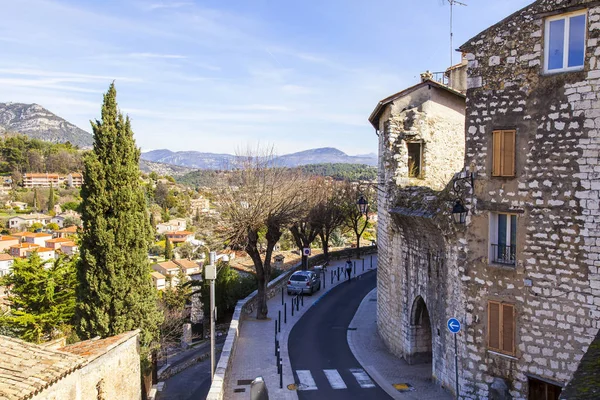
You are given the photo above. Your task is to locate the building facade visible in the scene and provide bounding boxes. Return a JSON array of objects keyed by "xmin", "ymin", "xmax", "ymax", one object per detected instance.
[{"xmin": 376, "ymin": 1, "xmax": 600, "ymax": 399}]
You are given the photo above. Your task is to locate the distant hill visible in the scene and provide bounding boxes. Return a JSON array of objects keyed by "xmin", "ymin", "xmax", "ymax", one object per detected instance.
[
  {"xmin": 141, "ymin": 147, "xmax": 377, "ymax": 169},
  {"xmin": 139, "ymin": 159, "xmax": 197, "ymax": 177},
  {"xmin": 0, "ymin": 102, "xmax": 93, "ymax": 148}
]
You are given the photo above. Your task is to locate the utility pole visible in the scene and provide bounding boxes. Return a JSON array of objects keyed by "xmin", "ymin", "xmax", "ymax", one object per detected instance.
[
  {"xmin": 447, "ymin": 0, "xmax": 467, "ymax": 66},
  {"xmin": 205, "ymin": 251, "xmax": 217, "ymax": 381}
]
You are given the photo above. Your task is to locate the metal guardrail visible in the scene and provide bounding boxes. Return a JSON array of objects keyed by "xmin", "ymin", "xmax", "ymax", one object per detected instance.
[{"xmin": 491, "ymin": 244, "xmax": 515, "ymax": 265}]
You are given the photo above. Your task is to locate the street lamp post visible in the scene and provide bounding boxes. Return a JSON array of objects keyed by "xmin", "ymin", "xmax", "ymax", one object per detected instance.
[{"xmin": 202, "ymin": 249, "xmax": 229, "ymax": 382}]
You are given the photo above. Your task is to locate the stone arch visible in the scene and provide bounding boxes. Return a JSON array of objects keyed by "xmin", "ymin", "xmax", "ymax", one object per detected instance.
[{"xmin": 407, "ymin": 296, "xmax": 432, "ymax": 364}]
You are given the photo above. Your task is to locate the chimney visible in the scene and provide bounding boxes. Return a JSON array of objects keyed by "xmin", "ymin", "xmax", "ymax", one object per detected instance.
[
  {"xmin": 445, "ymin": 54, "xmax": 468, "ymax": 93},
  {"xmin": 420, "ymin": 70, "xmax": 434, "ymax": 82}
]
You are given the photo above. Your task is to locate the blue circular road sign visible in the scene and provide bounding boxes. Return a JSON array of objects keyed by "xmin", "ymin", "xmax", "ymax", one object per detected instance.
[{"xmin": 447, "ymin": 318, "xmax": 461, "ymax": 334}]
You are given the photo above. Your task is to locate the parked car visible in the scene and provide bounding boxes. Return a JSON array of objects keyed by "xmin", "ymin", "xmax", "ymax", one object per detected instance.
[{"xmin": 287, "ymin": 270, "xmax": 321, "ymax": 295}]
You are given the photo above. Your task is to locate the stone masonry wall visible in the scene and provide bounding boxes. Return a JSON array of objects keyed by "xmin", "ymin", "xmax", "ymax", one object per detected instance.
[
  {"xmin": 376, "ymin": 83, "xmax": 467, "ymax": 395},
  {"xmin": 459, "ymin": 1, "xmax": 600, "ymax": 398}
]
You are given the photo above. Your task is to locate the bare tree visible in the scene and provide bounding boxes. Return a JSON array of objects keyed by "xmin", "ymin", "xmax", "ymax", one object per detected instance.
[
  {"xmin": 342, "ymin": 182, "xmax": 373, "ymax": 258},
  {"xmin": 219, "ymin": 148, "xmax": 307, "ymax": 319},
  {"xmin": 289, "ymin": 179, "xmax": 323, "ymax": 270},
  {"xmin": 314, "ymin": 181, "xmax": 347, "ymax": 261}
]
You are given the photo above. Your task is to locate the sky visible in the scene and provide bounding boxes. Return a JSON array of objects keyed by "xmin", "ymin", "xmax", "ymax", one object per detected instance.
[{"xmin": 1, "ymin": 0, "xmax": 532, "ymax": 156}]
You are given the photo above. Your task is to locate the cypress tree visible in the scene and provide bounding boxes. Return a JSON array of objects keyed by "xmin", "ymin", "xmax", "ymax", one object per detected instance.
[
  {"xmin": 33, "ymin": 188, "xmax": 39, "ymax": 212},
  {"xmin": 164, "ymin": 236, "xmax": 173, "ymax": 260},
  {"xmin": 76, "ymin": 83, "xmax": 162, "ymax": 348},
  {"xmin": 47, "ymin": 183, "xmax": 55, "ymax": 213}
]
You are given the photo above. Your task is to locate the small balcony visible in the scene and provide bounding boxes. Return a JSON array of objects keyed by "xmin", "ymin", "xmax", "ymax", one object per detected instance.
[{"xmin": 491, "ymin": 244, "xmax": 515, "ymax": 266}]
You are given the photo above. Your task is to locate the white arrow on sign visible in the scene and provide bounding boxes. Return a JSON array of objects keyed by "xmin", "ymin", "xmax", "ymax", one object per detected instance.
[{"xmin": 449, "ymin": 321, "xmax": 459, "ymax": 330}]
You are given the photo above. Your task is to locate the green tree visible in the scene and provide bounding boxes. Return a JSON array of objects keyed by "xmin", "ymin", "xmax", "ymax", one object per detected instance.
[
  {"xmin": 47, "ymin": 183, "xmax": 56, "ymax": 213},
  {"xmin": 33, "ymin": 188, "xmax": 39, "ymax": 212},
  {"xmin": 164, "ymin": 236, "xmax": 173, "ymax": 260},
  {"xmin": 0, "ymin": 255, "xmax": 77, "ymax": 343},
  {"xmin": 76, "ymin": 83, "xmax": 162, "ymax": 350}
]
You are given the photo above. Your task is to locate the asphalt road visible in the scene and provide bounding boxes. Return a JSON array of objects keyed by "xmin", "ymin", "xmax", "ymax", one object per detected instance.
[
  {"xmin": 156, "ymin": 357, "xmax": 212, "ymax": 400},
  {"xmin": 289, "ymin": 269, "xmax": 391, "ymax": 400}
]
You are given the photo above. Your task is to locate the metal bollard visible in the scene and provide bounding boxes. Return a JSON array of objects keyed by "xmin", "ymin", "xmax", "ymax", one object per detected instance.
[
  {"xmin": 370, "ymin": 255, "xmax": 373, "ymax": 268},
  {"xmin": 362, "ymin": 258, "xmax": 365, "ymax": 271},
  {"xmin": 279, "ymin": 359, "xmax": 283, "ymax": 388},
  {"xmin": 337, "ymin": 269, "xmax": 340, "ymax": 282},
  {"xmin": 296, "ymin": 295, "xmax": 300, "ymax": 311},
  {"xmin": 278, "ymin": 311, "xmax": 281, "ymax": 333},
  {"xmin": 274, "ymin": 321, "xmax": 277, "ymax": 356},
  {"xmin": 323, "ymin": 269, "xmax": 326, "ymax": 289},
  {"xmin": 301, "ymin": 291, "xmax": 304, "ymax": 307},
  {"xmin": 353, "ymin": 261, "xmax": 356, "ymax": 276},
  {"xmin": 284, "ymin": 303, "xmax": 287, "ymax": 323},
  {"xmin": 251, "ymin": 376, "xmax": 269, "ymax": 400},
  {"xmin": 291, "ymin": 299, "xmax": 295, "ymax": 317},
  {"xmin": 331, "ymin": 271, "xmax": 333, "ymax": 284},
  {"xmin": 281, "ymin": 287, "xmax": 284, "ymax": 305}
]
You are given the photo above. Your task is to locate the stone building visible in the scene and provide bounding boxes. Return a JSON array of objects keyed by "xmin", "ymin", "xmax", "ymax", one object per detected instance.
[
  {"xmin": 0, "ymin": 330, "xmax": 141, "ymax": 400},
  {"xmin": 456, "ymin": 0, "xmax": 600, "ymax": 398},
  {"xmin": 372, "ymin": 64, "xmax": 467, "ymax": 390},
  {"xmin": 375, "ymin": 0, "xmax": 600, "ymax": 399}
]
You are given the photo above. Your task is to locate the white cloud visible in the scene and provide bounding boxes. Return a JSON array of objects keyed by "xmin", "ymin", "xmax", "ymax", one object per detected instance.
[
  {"xmin": 148, "ymin": 1, "xmax": 193, "ymax": 11},
  {"xmin": 128, "ymin": 53, "xmax": 187, "ymax": 59}
]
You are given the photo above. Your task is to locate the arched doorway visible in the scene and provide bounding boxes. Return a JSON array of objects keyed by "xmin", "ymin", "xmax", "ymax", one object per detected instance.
[{"xmin": 407, "ymin": 296, "xmax": 432, "ymax": 364}]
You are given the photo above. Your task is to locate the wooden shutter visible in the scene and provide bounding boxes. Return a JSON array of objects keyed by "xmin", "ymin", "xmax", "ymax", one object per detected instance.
[
  {"xmin": 488, "ymin": 301, "xmax": 501, "ymax": 350},
  {"xmin": 492, "ymin": 131, "xmax": 502, "ymax": 176},
  {"xmin": 502, "ymin": 304, "xmax": 515, "ymax": 354},
  {"xmin": 492, "ymin": 130, "xmax": 516, "ymax": 177}
]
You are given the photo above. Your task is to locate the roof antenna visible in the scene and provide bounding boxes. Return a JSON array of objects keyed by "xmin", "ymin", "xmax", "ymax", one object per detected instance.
[{"xmin": 447, "ymin": 0, "xmax": 467, "ymax": 66}]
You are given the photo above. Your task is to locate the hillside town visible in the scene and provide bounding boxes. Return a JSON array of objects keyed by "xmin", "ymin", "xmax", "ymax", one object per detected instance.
[{"xmin": 1, "ymin": 1, "xmax": 600, "ymax": 400}]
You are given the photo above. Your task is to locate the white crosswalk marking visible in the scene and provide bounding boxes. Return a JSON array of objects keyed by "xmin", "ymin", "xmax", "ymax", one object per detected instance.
[
  {"xmin": 323, "ymin": 369, "xmax": 347, "ymax": 389},
  {"xmin": 296, "ymin": 370, "xmax": 318, "ymax": 390},
  {"xmin": 350, "ymin": 368, "xmax": 376, "ymax": 388}
]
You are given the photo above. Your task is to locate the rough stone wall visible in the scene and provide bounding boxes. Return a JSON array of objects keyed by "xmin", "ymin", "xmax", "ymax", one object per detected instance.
[
  {"xmin": 381, "ymin": 85, "xmax": 465, "ymax": 191},
  {"xmin": 459, "ymin": 1, "xmax": 600, "ymax": 398},
  {"xmin": 31, "ymin": 335, "xmax": 141, "ymax": 400},
  {"xmin": 376, "ymin": 84, "xmax": 466, "ymax": 393}
]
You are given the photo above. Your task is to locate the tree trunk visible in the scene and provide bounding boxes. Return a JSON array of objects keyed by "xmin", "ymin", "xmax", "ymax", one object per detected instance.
[
  {"xmin": 356, "ymin": 232, "xmax": 361, "ymax": 259},
  {"xmin": 246, "ymin": 230, "xmax": 269, "ymax": 320},
  {"xmin": 319, "ymin": 231, "xmax": 330, "ymax": 262}
]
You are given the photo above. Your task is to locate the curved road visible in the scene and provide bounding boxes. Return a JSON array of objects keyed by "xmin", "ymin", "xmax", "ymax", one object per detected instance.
[{"xmin": 289, "ymin": 270, "xmax": 391, "ymax": 400}]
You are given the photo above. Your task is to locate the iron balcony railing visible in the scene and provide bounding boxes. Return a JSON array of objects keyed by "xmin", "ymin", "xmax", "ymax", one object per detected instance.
[{"xmin": 491, "ymin": 244, "xmax": 516, "ymax": 265}]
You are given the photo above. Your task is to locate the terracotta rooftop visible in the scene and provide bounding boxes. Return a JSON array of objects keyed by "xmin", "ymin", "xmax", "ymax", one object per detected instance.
[
  {"xmin": 59, "ymin": 330, "xmax": 139, "ymax": 362},
  {"xmin": 27, "ymin": 247, "xmax": 54, "ymax": 253},
  {"xmin": 0, "ymin": 330, "xmax": 139, "ymax": 400},
  {"xmin": 11, "ymin": 232, "xmax": 35, "ymax": 238},
  {"xmin": 10, "ymin": 243, "xmax": 39, "ymax": 249},
  {"xmin": 166, "ymin": 230, "xmax": 193, "ymax": 236},
  {"xmin": 174, "ymin": 259, "xmax": 200, "ymax": 270},
  {"xmin": 0, "ymin": 335, "xmax": 85, "ymax": 400},
  {"xmin": 154, "ymin": 260, "xmax": 180, "ymax": 271},
  {"xmin": 151, "ymin": 271, "xmax": 165, "ymax": 279},
  {"xmin": 60, "ymin": 242, "xmax": 77, "ymax": 248},
  {"xmin": 56, "ymin": 226, "xmax": 78, "ymax": 233},
  {"xmin": 0, "ymin": 236, "xmax": 19, "ymax": 242},
  {"xmin": 45, "ymin": 238, "xmax": 72, "ymax": 244},
  {"xmin": 0, "ymin": 254, "xmax": 14, "ymax": 261}
]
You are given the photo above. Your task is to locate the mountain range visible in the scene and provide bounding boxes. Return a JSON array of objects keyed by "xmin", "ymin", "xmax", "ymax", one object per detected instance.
[
  {"xmin": 0, "ymin": 102, "xmax": 94, "ymax": 148},
  {"xmin": 0, "ymin": 101, "xmax": 377, "ymax": 169},
  {"xmin": 140, "ymin": 147, "xmax": 377, "ymax": 169}
]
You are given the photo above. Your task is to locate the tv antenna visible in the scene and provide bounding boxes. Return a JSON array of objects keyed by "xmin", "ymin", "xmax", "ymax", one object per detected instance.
[{"xmin": 447, "ymin": 0, "xmax": 467, "ymax": 66}]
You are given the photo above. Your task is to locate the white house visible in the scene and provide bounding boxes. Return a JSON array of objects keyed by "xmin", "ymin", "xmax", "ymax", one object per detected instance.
[
  {"xmin": 8, "ymin": 214, "xmax": 52, "ymax": 229},
  {"xmin": 0, "ymin": 254, "xmax": 14, "ymax": 277},
  {"xmin": 51, "ymin": 210, "xmax": 81, "ymax": 228},
  {"xmin": 151, "ymin": 271, "xmax": 166, "ymax": 291},
  {"xmin": 156, "ymin": 218, "xmax": 188, "ymax": 234}
]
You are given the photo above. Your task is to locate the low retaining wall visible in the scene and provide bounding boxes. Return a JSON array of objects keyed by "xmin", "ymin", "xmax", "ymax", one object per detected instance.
[{"xmin": 206, "ymin": 246, "xmax": 377, "ymax": 400}]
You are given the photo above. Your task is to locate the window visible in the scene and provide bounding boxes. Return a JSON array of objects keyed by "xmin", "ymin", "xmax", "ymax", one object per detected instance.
[
  {"xmin": 490, "ymin": 213, "xmax": 517, "ymax": 265},
  {"xmin": 407, "ymin": 142, "xmax": 422, "ymax": 178},
  {"xmin": 528, "ymin": 377, "xmax": 562, "ymax": 400},
  {"xmin": 488, "ymin": 301, "xmax": 515, "ymax": 355},
  {"xmin": 492, "ymin": 130, "xmax": 515, "ymax": 177},
  {"xmin": 545, "ymin": 11, "xmax": 587, "ymax": 73}
]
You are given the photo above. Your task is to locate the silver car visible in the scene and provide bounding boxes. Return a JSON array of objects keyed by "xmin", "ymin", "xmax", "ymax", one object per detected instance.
[{"xmin": 287, "ymin": 270, "xmax": 321, "ymax": 295}]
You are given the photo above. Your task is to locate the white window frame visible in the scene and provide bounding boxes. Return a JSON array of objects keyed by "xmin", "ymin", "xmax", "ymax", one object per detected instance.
[
  {"xmin": 488, "ymin": 212, "xmax": 517, "ymax": 265},
  {"xmin": 544, "ymin": 10, "xmax": 587, "ymax": 74}
]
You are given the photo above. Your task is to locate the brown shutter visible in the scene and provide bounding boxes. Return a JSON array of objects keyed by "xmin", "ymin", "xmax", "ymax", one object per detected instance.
[
  {"xmin": 488, "ymin": 301, "xmax": 501, "ymax": 350},
  {"xmin": 502, "ymin": 304, "xmax": 515, "ymax": 354},
  {"xmin": 492, "ymin": 131, "xmax": 502, "ymax": 176},
  {"xmin": 502, "ymin": 130, "xmax": 516, "ymax": 176}
]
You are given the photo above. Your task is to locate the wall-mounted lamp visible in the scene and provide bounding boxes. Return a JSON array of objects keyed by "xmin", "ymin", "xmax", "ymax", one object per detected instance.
[
  {"xmin": 450, "ymin": 166, "xmax": 475, "ymax": 225},
  {"xmin": 357, "ymin": 195, "xmax": 369, "ymax": 216}
]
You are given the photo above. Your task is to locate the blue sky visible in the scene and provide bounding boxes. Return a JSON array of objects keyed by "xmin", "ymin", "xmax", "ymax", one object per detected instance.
[{"xmin": 1, "ymin": 0, "xmax": 532, "ymax": 155}]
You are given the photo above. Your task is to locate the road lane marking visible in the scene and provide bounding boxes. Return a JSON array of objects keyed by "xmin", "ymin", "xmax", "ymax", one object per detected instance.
[
  {"xmin": 323, "ymin": 369, "xmax": 347, "ymax": 389},
  {"xmin": 296, "ymin": 370, "xmax": 318, "ymax": 390},
  {"xmin": 350, "ymin": 368, "xmax": 375, "ymax": 388}
]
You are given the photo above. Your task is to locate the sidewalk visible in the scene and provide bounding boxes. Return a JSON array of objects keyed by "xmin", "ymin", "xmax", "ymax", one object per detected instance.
[
  {"xmin": 348, "ymin": 288, "xmax": 452, "ymax": 400},
  {"xmin": 224, "ymin": 256, "xmax": 377, "ymax": 399},
  {"xmin": 222, "ymin": 255, "xmax": 452, "ymax": 399}
]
